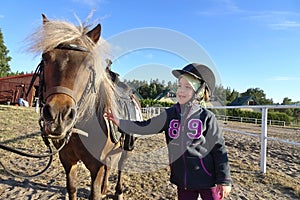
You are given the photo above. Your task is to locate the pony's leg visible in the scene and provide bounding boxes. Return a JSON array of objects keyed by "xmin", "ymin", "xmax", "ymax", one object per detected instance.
[
  {"xmin": 115, "ymin": 150, "xmax": 129, "ymax": 200},
  {"xmin": 59, "ymin": 154, "xmax": 78, "ymax": 200},
  {"xmin": 66, "ymin": 164, "xmax": 78, "ymax": 200},
  {"xmin": 101, "ymin": 165, "xmax": 110, "ymax": 197},
  {"xmin": 56, "ymin": 143, "xmax": 79, "ymax": 200},
  {"xmin": 85, "ymin": 162, "xmax": 104, "ymax": 200}
]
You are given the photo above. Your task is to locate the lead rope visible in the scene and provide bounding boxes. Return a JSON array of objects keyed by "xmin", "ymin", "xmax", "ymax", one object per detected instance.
[
  {"xmin": 0, "ymin": 62, "xmax": 64, "ymax": 179},
  {"xmin": 0, "ymin": 60, "xmax": 96, "ymax": 178}
]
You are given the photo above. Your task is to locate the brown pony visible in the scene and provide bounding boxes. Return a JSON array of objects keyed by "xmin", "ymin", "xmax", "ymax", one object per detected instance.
[{"xmin": 27, "ymin": 14, "xmax": 142, "ymax": 200}]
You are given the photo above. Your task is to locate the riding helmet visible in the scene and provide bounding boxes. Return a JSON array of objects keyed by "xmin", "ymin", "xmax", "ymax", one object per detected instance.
[{"xmin": 172, "ymin": 63, "xmax": 216, "ymax": 96}]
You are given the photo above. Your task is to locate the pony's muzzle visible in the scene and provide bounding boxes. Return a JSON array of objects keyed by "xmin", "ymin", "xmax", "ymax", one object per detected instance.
[{"xmin": 42, "ymin": 103, "xmax": 77, "ymax": 139}]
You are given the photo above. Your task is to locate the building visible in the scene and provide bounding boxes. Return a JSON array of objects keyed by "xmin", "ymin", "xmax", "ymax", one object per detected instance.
[
  {"xmin": 0, "ymin": 74, "xmax": 38, "ymax": 106},
  {"xmin": 229, "ymin": 95, "xmax": 259, "ymax": 106},
  {"xmin": 229, "ymin": 95, "xmax": 260, "ymax": 111},
  {"xmin": 154, "ymin": 89, "xmax": 177, "ymax": 103}
]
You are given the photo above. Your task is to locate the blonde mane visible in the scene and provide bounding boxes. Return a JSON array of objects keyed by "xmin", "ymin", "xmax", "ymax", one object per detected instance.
[{"xmin": 27, "ymin": 18, "xmax": 117, "ymax": 118}]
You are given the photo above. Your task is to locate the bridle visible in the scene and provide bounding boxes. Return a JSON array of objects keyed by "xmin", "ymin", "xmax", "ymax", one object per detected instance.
[
  {"xmin": 28, "ymin": 43, "xmax": 97, "ymax": 143},
  {"xmin": 42, "ymin": 43, "xmax": 96, "ymax": 108}
]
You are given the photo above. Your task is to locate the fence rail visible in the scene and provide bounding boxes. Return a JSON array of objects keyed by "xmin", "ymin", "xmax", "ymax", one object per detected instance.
[{"xmin": 141, "ymin": 105, "xmax": 300, "ymax": 173}]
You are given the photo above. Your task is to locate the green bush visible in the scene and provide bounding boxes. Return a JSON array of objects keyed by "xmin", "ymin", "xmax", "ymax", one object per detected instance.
[
  {"xmin": 140, "ymin": 99, "xmax": 175, "ymax": 108},
  {"xmin": 268, "ymin": 111, "xmax": 291, "ymax": 123},
  {"xmin": 224, "ymin": 109, "xmax": 291, "ymax": 124}
]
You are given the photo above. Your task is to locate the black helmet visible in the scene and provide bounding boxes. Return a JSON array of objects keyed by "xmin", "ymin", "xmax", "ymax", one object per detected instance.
[{"xmin": 172, "ymin": 63, "xmax": 216, "ymax": 96}]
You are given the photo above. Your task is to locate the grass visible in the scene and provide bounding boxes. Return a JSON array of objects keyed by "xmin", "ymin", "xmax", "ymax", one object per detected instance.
[{"xmin": 0, "ymin": 105, "xmax": 42, "ymax": 150}]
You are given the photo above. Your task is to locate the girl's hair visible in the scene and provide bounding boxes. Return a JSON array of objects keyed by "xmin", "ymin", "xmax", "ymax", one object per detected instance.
[
  {"xmin": 203, "ymin": 88, "xmax": 210, "ymax": 102},
  {"xmin": 195, "ymin": 87, "xmax": 210, "ymax": 105}
]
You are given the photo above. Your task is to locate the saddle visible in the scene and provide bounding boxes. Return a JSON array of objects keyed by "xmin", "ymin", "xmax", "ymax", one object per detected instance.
[{"xmin": 106, "ymin": 61, "xmax": 140, "ymax": 151}]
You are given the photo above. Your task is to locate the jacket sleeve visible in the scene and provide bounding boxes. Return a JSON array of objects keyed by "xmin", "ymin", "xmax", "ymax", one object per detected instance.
[
  {"xmin": 119, "ymin": 110, "xmax": 168, "ymax": 135},
  {"xmin": 207, "ymin": 115, "xmax": 232, "ymax": 185}
]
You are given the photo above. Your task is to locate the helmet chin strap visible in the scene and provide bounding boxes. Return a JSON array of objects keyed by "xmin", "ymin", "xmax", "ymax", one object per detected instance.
[{"xmin": 183, "ymin": 82, "xmax": 206, "ymax": 108}]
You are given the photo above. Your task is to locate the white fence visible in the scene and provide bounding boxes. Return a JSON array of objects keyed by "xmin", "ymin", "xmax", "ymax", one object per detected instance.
[
  {"xmin": 141, "ymin": 105, "xmax": 300, "ymax": 173},
  {"xmin": 216, "ymin": 115, "xmax": 287, "ymax": 126}
]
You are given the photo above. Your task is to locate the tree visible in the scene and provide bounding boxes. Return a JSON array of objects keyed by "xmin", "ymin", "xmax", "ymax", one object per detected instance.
[
  {"xmin": 282, "ymin": 97, "xmax": 292, "ymax": 105},
  {"xmin": 281, "ymin": 97, "xmax": 300, "ymax": 120},
  {"xmin": 0, "ymin": 29, "xmax": 12, "ymax": 77},
  {"xmin": 223, "ymin": 87, "xmax": 239, "ymax": 105}
]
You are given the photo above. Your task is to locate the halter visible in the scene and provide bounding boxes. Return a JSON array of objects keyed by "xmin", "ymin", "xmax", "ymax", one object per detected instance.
[
  {"xmin": 28, "ymin": 43, "xmax": 96, "ymax": 142},
  {"xmin": 43, "ymin": 43, "xmax": 96, "ymax": 108}
]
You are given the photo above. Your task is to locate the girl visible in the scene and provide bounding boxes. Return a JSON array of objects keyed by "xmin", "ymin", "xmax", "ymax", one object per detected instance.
[{"xmin": 105, "ymin": 63, "xmax": 232, "ymax": 200}]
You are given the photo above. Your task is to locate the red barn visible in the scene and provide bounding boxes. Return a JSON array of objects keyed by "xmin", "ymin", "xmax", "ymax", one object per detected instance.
[{"xmin": 0, "ymin": 74, "xmax": 39, "ymax": 106}]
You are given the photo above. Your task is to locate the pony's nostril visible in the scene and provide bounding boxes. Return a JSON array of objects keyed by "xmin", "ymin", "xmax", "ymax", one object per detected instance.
[
  {"xmin": 68, "ymin": 108, "xmax": 76, "ymax": 120},
  {"xmin": 43, "ymin": 104, "xmax": 53, "ymax": 121},
  {"xmin": 62, "ymin": 106, "xmax": 76, "ymax": 121}
]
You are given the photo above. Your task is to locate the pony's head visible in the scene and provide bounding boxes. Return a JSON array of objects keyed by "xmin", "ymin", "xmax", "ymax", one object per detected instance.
[{"xmin": 27, "ymin": 14, "xmax": 116, "ymax": 140}]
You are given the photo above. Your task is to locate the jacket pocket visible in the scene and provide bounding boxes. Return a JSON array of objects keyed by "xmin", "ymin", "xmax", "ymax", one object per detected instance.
[{"xmin": 186, "ymin": 156, "xmax": 213, "ymax": 177}]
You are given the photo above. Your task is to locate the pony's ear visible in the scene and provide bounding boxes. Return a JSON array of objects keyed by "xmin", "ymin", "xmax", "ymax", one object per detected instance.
[
  {"xmin": 42, "ymin": 14, "xmax": 49, "ymax": 24},
  {"xmin": 87, "ymin": 24, "xmax": 101, "ymax": 44}
]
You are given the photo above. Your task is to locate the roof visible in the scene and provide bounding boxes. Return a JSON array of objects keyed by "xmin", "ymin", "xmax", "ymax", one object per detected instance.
[
  {"xmin": 154, "ymin": 89, "xmax": 177, "ymax": 103},
  {"xmin": 229, "ymin": 95, "xmax": 259, "ymax": 106},
  {"xmin": 0, "ymin": 74, "xmax": 34, "ymax": 81},
  {"xmin": 155, "ymin": 89, "xmax": 170, "ymax": 100}
]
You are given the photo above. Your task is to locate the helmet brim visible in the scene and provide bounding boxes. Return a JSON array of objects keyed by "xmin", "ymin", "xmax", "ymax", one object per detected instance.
[{"xmin": 172, "ymin": 69, "xmax": 203, "ymax": 81}]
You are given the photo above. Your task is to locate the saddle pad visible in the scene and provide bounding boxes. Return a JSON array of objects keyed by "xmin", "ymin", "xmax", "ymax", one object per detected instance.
[{"xmin": 109, "ymin": 82, "xmax": 140, "ymax": 151}]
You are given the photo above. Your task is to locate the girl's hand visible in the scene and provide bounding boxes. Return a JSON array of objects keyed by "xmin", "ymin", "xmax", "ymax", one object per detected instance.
[
  {"xmin": 216, "ymin": 184, "xmax": 231, "ymax": 199},
  {"xmin": 104, "ymin": 109, "xmax": 120, "ymax": 126}
]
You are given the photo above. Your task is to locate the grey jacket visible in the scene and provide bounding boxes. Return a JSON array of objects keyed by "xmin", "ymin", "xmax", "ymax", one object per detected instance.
[{"xmin": 119, "ymin": 103, "xmax": 232, "ymax": 189}]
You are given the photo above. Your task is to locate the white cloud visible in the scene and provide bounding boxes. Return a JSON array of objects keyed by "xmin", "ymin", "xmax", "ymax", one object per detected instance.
[
  {"xmin": 269, "ymin": 76, "xmax": 299, "ymax": 81},
  {"xmin": 269, "ymin": 20, "xmax": 300, "ymax": 30},
  {"xmin": 246, "ymin": 11, "xmax": 300, "ymax": 30},
  {"xmin": 71, "ymin": 0, "xmax": 107, "ymax": 7},
  {"xmin": 195, "ymin": 0, "xmax": 300, "ymax": 31},
  {"xmin": 0, "ymin": 14, "xmax": 4, "ymax": 19},
  {"xmin": 219, "ymin": 0, "xmax": 243, "ymax": 13},
  {"xmin": 196, "ymin": 0, "xmax": 244, "ymax": 15}
]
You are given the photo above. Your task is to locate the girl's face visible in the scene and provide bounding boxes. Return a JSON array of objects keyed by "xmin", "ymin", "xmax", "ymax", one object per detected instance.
[{"xmin": 176, "ymin": 77, "xmax": 195, "ymax": 105}]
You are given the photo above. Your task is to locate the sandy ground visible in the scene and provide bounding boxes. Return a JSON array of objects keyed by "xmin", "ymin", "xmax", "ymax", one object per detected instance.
[{"xmin": 0, "ymin": 110, "xmax": 299, "ymax": 200}]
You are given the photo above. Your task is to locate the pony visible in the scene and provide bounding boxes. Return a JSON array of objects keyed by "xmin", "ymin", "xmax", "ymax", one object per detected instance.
[{"xmin": 27, "ymin": 14, "xmax": 142, "ymax": 200}]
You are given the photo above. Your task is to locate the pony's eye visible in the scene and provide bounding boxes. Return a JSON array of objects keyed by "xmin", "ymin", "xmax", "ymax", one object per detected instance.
[
  {"xmin": 42, "ymin": 52, "xmax": 53, "ymax": 65},
  {"xmin": 42, "ymin": 53, "xmax": 48, "ymax": 63}
]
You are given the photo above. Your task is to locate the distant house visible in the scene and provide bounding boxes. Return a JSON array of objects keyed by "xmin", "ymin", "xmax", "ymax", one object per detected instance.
[
  {"xmin": 229, "ymin": 95, "xmax": 260, "ymax": 111},
  {"xmin": 154, "ymin": 89, "xmax": 177, "ymax": 103},
  {"xmin": 229, "ymin": 95, "xmax": 259, "ymax": 106}
]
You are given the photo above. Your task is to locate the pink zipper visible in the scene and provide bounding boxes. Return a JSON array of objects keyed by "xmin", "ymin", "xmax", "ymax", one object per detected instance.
[{"xmin": 181, "ymin": 106, "xmax": 193, "ymax": 189}]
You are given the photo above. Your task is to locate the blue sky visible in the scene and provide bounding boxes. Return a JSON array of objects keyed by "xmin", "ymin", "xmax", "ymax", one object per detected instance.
[{"xmin": 0, "ymin": 0, "xmax": 299, "ymax": 104}]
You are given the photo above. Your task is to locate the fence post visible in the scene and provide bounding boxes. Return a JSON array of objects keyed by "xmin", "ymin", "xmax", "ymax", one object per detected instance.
[
  {"xmin": 260, "ymin": 107, "xmax": 268, "ymax": 173},
  {"xmin": 35, "ymin": 97, "xmax": 39, "ymax": 113}
]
